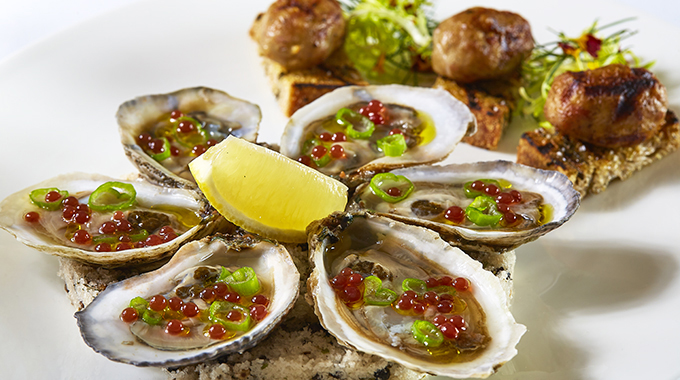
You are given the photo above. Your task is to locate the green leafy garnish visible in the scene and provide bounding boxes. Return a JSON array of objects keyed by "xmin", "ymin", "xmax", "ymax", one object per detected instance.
[
  {"xmin": 342, "ymin": 0, "xmax": 436, "ymax": 85},
  {"xmin": 519, "ymin": 18, "xmax": 652, "ymax": 128}
]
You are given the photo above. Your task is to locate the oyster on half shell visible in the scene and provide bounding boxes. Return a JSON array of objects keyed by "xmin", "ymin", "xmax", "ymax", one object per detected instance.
[
  {"xmin": 76, "ymin": 234, "xmax": 299, "ymax": 367},
  {"xmin": 280, "ymin": 85, "xmax": 475, "ymax": 187},
  {"xmin": 348, "ymin": 161, "xmax": 581, "ymax": 254},
  {"xmin": 307, "ymin": 212, "xmax": 525, "ymax": 378},
  {"xmin": 0, "ymin": 172, "xmax": 225, "ymax": 266},
  {"xmin": 117, "ymin": 87, "xmax": 261, "ymax": 189}
]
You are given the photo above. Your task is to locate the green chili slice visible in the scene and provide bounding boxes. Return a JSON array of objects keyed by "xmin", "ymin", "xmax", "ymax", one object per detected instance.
[
  {"xmin": 463, "ymin": 179, "xmax": 503, "ymax": 198},
  {"xmin": 150, "ymin": 137, "xmax": 171, "ymax": 161},
  {"xmin": 217, "ymin": 266, "xmax": 231, "ymax": 282},
  {"xmin": 88, "ymin": 182, "xmax": 137, "ymax": 212},
  {"xmin": 221, "ymin": 267, "xmax": 260, "ymax": 296},
  {"xmin": 129, "ymin": 296, "xmax": 149, "ymax": 315},
  {"xmin": 402, "ymin": 278, "xmax": 427, "ymax": 295},
  {"xmin": 142, "ymin": 310, "xmax": 163, "ymax": 325},
  {"xmin": 209, "ymin": 301, "xmax": 252, "ymax": 331},
  {"xmin": 412, "ymin": 320, "xmax": 444, "ymax": 347},
  {"xmin": 369, "ymin": 173, "xmax": 414, "ymax": 203},
  {"xmin": 376, "ymin": 134, "xmax": 407, "ymax": 157},
  {"xmin": 465, "ymin": 195, "xmax": 502, "ymax": 226},
  {"xmin": 29, "ymin": 188, "xmax": 69, "ymax": 211},
  {"xmin": 173, "ymin": 116, "xmax": 208, "ymax": 147},
  {"xmin": 312, "ymin": 151, "xmax": 332, "ymax": 168},
  {"xmin": 93, "ymin": 230, "xmax": 148, "ymax": 244},
  {"xmin": 336, "ymin": 108, "xmax": 375, "ymax": 139},
  {"xmin": 363, "ymin": 276, "xmax": 398, "ymax": 306}
]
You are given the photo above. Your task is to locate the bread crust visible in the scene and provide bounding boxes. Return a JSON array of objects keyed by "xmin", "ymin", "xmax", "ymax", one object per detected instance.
[{"xmin": 517, "ymin": 110, "xmax": 680, "ymax": 197}]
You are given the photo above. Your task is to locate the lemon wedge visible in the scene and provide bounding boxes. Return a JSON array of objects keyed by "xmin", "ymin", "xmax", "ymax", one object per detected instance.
[{"xmin": 190, "ymin": 136, "xmax": 348, "ymax": 242}]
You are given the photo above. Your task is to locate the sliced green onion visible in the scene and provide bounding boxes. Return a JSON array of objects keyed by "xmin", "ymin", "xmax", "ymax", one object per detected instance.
[
  {"xmin": 363, "ymin": 276, "xmax": 398, "ymax": 306},
  {"xmin": 402, "ymin": 278, "xmax": 427, "ymax": 295},
  {"xmin": 465, "ymin": 195, "xmax": 502, "ymax": 226},
  {"xmin": 221, "ymin": 267, "xmax": 261, "ymax": 296},
  {"xmin": 150, "ymin": 137, "xmax": 171, "ymax": 161},
  {"xmin": 129, "ymin": 229, "xmax": 149, "ymax": 242},
  {"xmin": 412, "ymin": 320, "xmax": 444, "ymax": 347},
  {"xmin": 209, "ymin": 301, "xmax": 252, "ymax": 331},
  {"xmin": 29, "ymin": 188, "xmax": 69, "ymax": 211},
  {"xmin": 142, "ymin": 310, "xmax": 163, "ymax": 325},
  {"xmin": 431, "ymin": 285, "xmax": 456, "ymax": 296},
  {"xmin": 88, "ymin": 182, "xmax": 137, "ymax": 212},
  {"xmin": 369, "ymin": 173, "xmax": 414, "ymax": 203},
  {"xmin": 336, "ymin": 108, "xmax": 375, "ymax": 139},
  {"xmin": 129, "ymin": 296, "xmax": 149, "ymax": 315},
  {"xmin": 377, "ymin": 134, "xmax": 407, "ymax": 157}
]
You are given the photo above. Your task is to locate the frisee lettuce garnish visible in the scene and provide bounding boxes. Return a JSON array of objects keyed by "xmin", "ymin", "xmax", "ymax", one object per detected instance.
[
  {"xmin": 519, "ymin": 18, "xmax": 652, "ymax": 129},
  {"xmin": 342, "ymin": 0, "xmax": 437, "ymax": 85}
]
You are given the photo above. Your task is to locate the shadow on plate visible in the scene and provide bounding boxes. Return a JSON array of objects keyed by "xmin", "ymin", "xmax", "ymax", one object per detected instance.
[{"xmin": 460, "ymin": 239, "xmax": 678, "ymax": 380}]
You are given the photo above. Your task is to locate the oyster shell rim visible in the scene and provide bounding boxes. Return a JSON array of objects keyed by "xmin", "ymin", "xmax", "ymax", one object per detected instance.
[
  {"xmin": 279, "ymin": 84, "xmax": 476, "ymax": 186},
  {"xmin": 0, "ymin": 172, "xmax": 220, "ymax": 267},
  {"xmin": 117, "ymin": 86, "xmax": 262, "ymax": 189},
  {"xmin": 75, "ymin": 234, "xmax": 301, "ymax": 367},
  {"xmin": 306, "ymin": 212, "xmax": 526, "ymax": 378},
  {"xmin": 348, "ymin": 160, "xmax": 582, "ymax": 254}
]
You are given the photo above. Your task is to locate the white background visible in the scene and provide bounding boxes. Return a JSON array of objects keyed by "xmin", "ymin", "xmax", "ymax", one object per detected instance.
[{"xmin": 1, "ymin": 1, "xmax": 680, "ymax": 380}]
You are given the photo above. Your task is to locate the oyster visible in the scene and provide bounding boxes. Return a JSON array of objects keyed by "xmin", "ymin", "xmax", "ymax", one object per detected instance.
[
  {"xmin": 117, "ymin": 87, "xmax": 261, "ymax": 189},
  {"xmin": 279, "ymin": 85, "xmax": 475, "ymax": 187},
  {"xmin": 348, "ymin": 161, "xmax": 581, "ymax": 254},
  {"xmin": 307, "ymin": 212, "xmax": 525, "ymax": 378},
  {"xmin": 0, "ymin": 172, "xmax": 225, "ymax": 266},
  {"xmin": 76, "ymin": 234, "xmax": 299, "ymax": 367}
]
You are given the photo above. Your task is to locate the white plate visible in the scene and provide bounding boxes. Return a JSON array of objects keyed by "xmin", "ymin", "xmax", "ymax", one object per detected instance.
[{"xmin": 1, "ymin": 0, "xmax": 679, "ymax": 379}]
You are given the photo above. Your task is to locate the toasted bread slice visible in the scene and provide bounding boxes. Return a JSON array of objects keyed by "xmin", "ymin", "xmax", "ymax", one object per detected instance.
[
  {"xmin": 261, "ymin": 49, "xmax": 368, "ymax": 117},
  {"xmin": 433, "ymin": 76, "xmax": 519, "ymax": 150},
  {"xmin": 517, "ymin": 110, "xmax": 680, "ymax": 197}
]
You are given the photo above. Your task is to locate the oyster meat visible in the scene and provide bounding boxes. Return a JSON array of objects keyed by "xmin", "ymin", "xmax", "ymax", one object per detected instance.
[
  {"xmin": 348, "ymin": 161, "xmax": 580, "ymax": 253},
  {"xmin": 76, "ymin": 234, "xmax": 299, "ymax": 366},
  {"xmin": 0, "ymin": 172, "xmax": 224, "ymax": 266},
  {"xmin": 280, "ymin": 85, "xmax": 475, "ymax": 187},
  {"xmin": 117, "ymin": 87, "xmax": 261, "ymax": 189},
  {"xmin": 307, "ymin": 212, "xmax": 525, "ymax": 378}
]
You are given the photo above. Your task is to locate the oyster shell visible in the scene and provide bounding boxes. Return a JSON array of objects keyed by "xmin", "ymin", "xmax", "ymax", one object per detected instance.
[
  {"xmin": 279, "ymin": 85, "xmax": 475, "ymax": 187},
  {"xmin": 76, "ymin": 233, "xmax": 299, "ymax": 367},
  {"xmin": 348, "ymin": 161, "xmax": 581, "ymax": 254},
  {"xmin": 117, "ymin": 87, "xmax": 261, "ymax": 189},
  {"xmin": 307, "ymin": 212, "xmax": 525, "ymax": 378},
  {"xmin": 0, "ymin": 172, "xmax": 225, "ymax": 266}
]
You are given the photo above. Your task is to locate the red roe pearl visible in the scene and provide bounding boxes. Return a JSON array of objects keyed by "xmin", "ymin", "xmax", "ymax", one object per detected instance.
[
  {"xmin": 439, "ymin": 276, "xmax": 454, "ymax": 287},
  {"xmin": 330, "ymin": 144, "xmax": 345, "ymax": 159},
  {"xmin": 62, "ymin": 196, "xmax": 79, "ymax": 207},
  {"xmin": 331, "ymin": 132, "xmax": 346, "ymax": 142},
  {"xmin": 149, "ymin": 295, "xmax": 167, "ymax": 311},
  {"xmin": 251, "ymin": 294, "xmax": 269, "ymax": 306},
  {"xmin": 170, "ymin": 110, "xmax": 183, "ymax": 120},
  {"xmin": 212, "ymin": 283, "xmax": 229, "ymax": 298},
  {"xmin": 24, "ymin": 211, "xmax": 40, "ymax": 223},
  {"xmin": 113, "ymin": 211, "xmax": 125, "ymax": 220},
  {"xmin": 165, "ymin": 319, "xmax": 184, "ymax": 335},
  {"xmin": 444, "ymin": 206, "xmax": 465, "ymax": 224},
  {"xmin": 44, "ymin": 191, "xmax": 63, "ymax": 203},
  {"xmin": 453, "ymin": 277, "xmax": 470, "ymax": 292},
  {"xmin": 439, "ymin": 321, "xmax": 459, "ymax": 339},
  {"xmin": 168, "ymin": 296, "xmax": 184, "ymax": 311},
  {"xmin": 116, "ymin": 242, "xmax": 133, "ymax": 251},
  {"xmin": 297, "ymin": 156, "xmax": 314, "ymax": 167},
  {"xmin": 192, "ymin": 144, "xmax": 207, "ymax": 156},
  {"xmin": 145, "ymin": 234, "xmax": 163, "ymax": 246},
  {"xmin": 120, "ymin": 307, "xmax": 138, "ymax": 323},
  {"xmin": 341, "ymin": 286, "xmax": 362, "ymax": 303},
  {"xmin": 71, "ymin": 230, "xmax": 91, "ymax": 245},
  {"xmin": 181, "ymin": 302, "xmax": 199, "ymax": 317},
  {"xmin": 250, "ymin": 304, "xmax": 267, "ymax": 321},
  {"xmin": 347, "ymin": 273, "xmax": 364, "ymax": 286},
  {"xmin": 224, "ymin": 292, "xmax": 240, "ymax": 303},
  {"xmin": 209, "ymin": 323, "xmax": 226, "ymax": 339},
  {"xmin": 95, "ymin": 243, "xmax": 112, "ymax": 252},
  {"xmin": 99, "ymin": 221, "xmax": 117, "ymax": 234},
  {"xmin": 386, "ymin": 187, "xmax": 401, "ymax": 197},
  {"xmin": 319, "ymin": 132, "xmax": 332, "ymax": 142},
  {"xmin": 226, "ymin": 310, "xmax": 242, "ymax": 322},
  {"xmin": 311, "ymin": 145, "xmax": 327, "ymax": 160}
]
